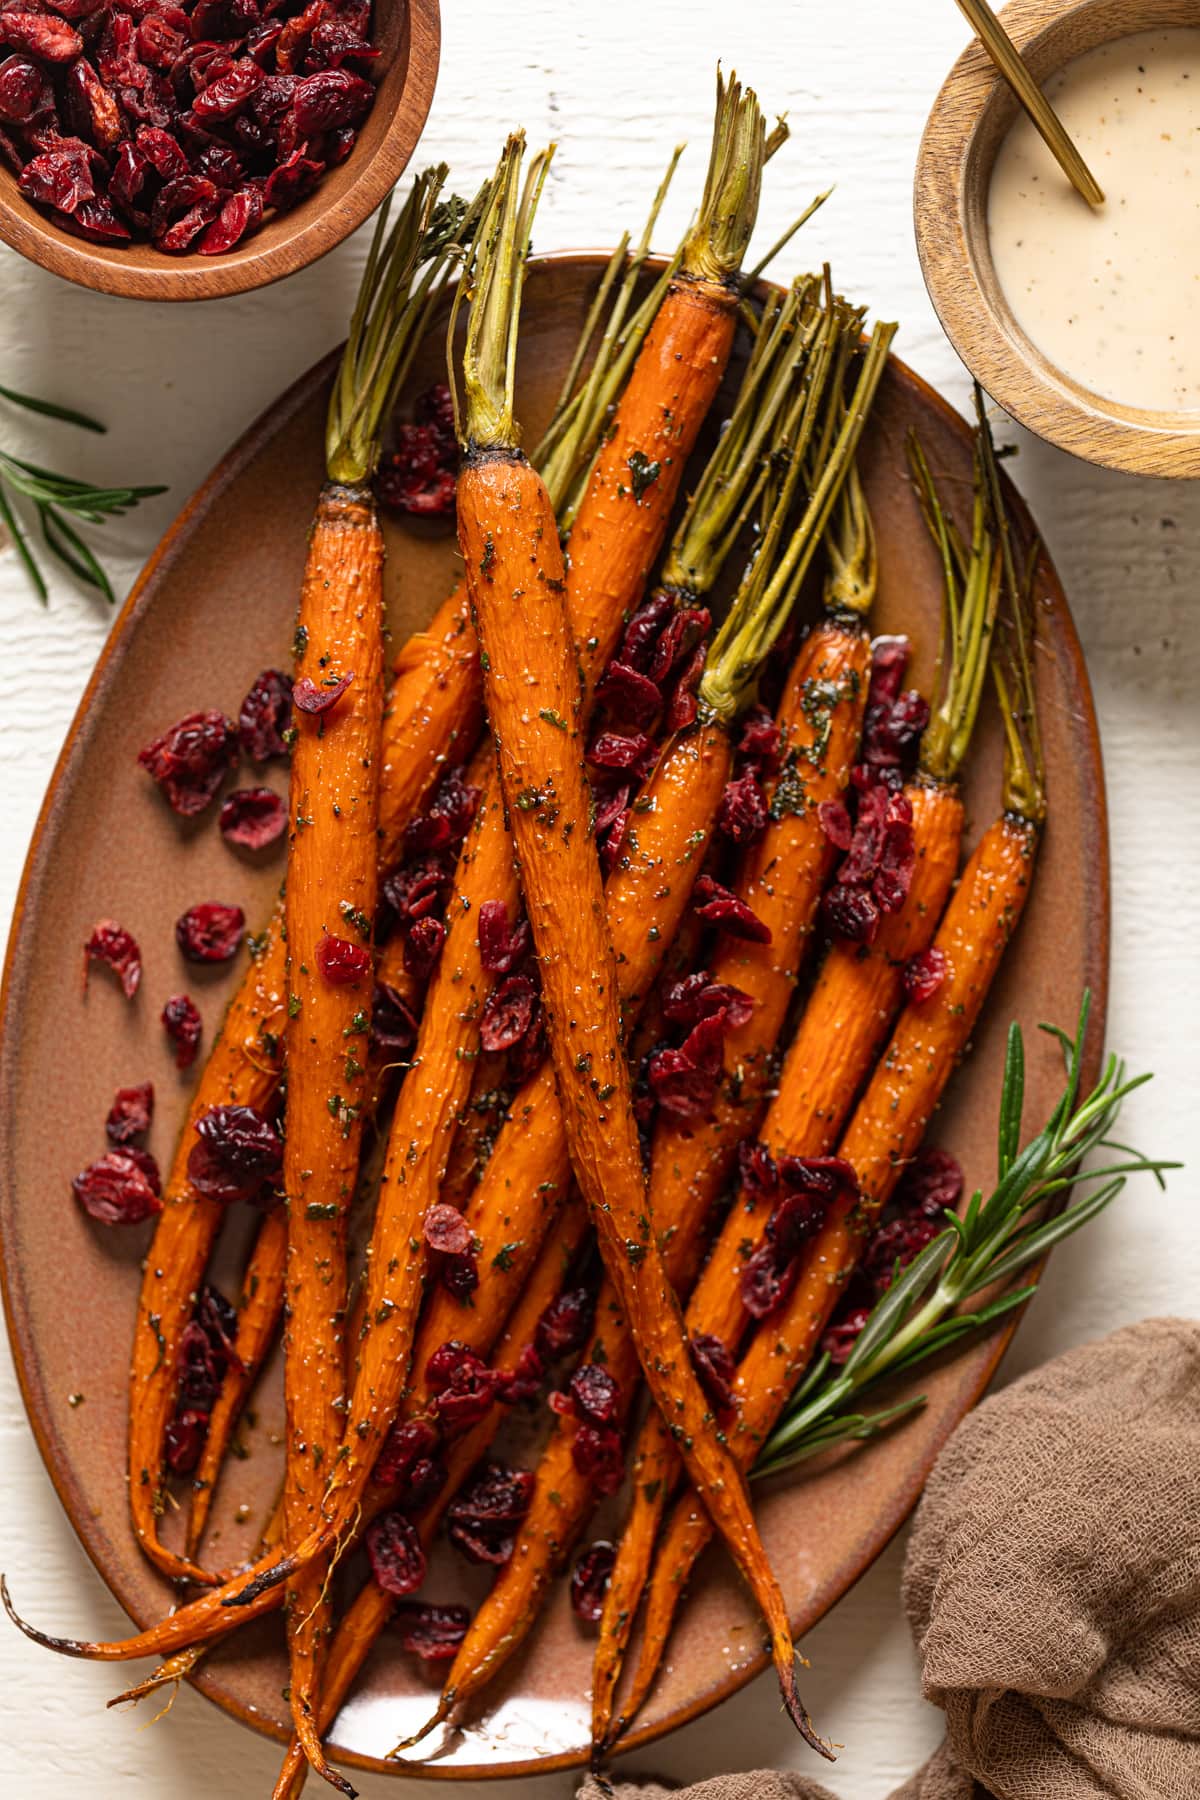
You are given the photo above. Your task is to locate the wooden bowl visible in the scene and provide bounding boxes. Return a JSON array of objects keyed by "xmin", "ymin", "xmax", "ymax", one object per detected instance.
[
  {"xmin": 914, "ymin": 0, "xmax": 1200, "ymax": 477},
  {"xmin": 0, "ymin": 0, "xmax": 440, "ymax": 302}
]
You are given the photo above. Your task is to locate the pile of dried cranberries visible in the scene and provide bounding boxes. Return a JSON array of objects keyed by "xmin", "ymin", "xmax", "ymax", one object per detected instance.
[{"xmin": 0, "ymin": 0, "xmax": 378, "ymax": 255}]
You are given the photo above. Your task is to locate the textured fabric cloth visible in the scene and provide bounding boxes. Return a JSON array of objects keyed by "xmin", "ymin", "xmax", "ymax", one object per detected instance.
[{"xmin": 581, "ymin": 1317, "xmax": 1200, "ymax": 1800}]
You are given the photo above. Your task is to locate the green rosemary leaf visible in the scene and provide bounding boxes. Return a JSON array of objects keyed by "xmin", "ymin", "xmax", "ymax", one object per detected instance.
[
  {"xmin": 839, "ymin": 1229, "xmax": 954, "ymax": 1380},
  {"xmin": 0, "ymin": 482, "xmax": 46, "ymax": 603},
  {"xmin": 40, "ymin": 506, "xmax": 115, "ymax": 603},
  {"xmin": 0, "ymin": 382, "xmax": 105, "ymax": 434},
  {"xmin": 997, "ymin": 1019, "xmax": 1024, "ymax": 1176}
]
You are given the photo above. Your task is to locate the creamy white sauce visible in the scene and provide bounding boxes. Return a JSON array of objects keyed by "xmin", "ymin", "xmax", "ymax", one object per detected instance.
[{"xmin": 987, "ymin": 28, "xmax": 1200, "ymax": 412}]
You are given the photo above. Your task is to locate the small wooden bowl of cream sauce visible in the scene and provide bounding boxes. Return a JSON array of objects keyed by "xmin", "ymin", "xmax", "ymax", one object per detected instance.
[{"xmin": 915, "ymin": 0, "xmax": 1200, "ymax": 476}]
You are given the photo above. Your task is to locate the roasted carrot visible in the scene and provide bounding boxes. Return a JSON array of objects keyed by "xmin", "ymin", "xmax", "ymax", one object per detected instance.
[
  {"xmin": 607, "ymin": 404, "xmax": 1046, "ymax": 1741},
  {"xmin": 270, "ymin": 1192, "xmax": 591, "ymax": 1799}
]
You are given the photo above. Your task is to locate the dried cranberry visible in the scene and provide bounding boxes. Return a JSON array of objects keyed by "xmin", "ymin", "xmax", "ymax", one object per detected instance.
[
  {"xmin": 176, "ymin": 902, "xmax": 244, "ymax": 963},
  {"xmin": 305, "ymin": 17, "xmax": 377, "ymax": 71},
  {"xmin": 64, "ymin": 56, "xmax": 122, "ymax": 149},
  {"xmin": 238, "ymin": 668, "xmax": 292, "ymax": 760},
  {"xmin": 423, "ymin": 1203, "xmax": 472, "ymax": 1258},
  {"xmin": 312, "ymin": 930, "xmax": 369, "ymax": 985},
  {"xmin": 84, "ymin": 920, "xmax": 142, "ymax": 998},
  {"xmin": 506, "ymin": 1001, "xmax": 547, "ymax": 1084},
  {"xmin": 647, "ymin": 1010, "xmax": 730, "ymax": 1123},
  {"xmin": 864, "ymin": 1212, "xmax": 943, "ymax": 1295},
  {"xmin": 571, "ymin": 1541, "xmax": 615, "ymax": 1625},
  {"xmin": 425, "ymin": 1341, "xmax": 498, "ymax": 1433},
  {"xmin": 446, "ymin": 1461, "xmax": 534, "ymax": 1566},
  {"xmin": 0, "ymin": 12, "xmax": 83, "ymax": 62},
  {"xmin": 191, "ymin": 0, "xmax": 260, "ymax": 38},
  {"xmin": 138, "ymin": 709, "xmax": 236, "ymax": 816},
  {"xmin": 191, "ymin": 56, "xmax": 262, "ymax": 118},
  {"xmin": 164, "ymin": 1408, "xmax": 209, "ymax": 1474},
  {"xmin": 106, "ymin": 1082, "xmax": 154, "ymax": 1147},
  {"xmin": 477, "ymin": 899, "xmax": 530, "ymax": 977},
  {"xmin": 903, "ymin": 946, "xmax": 947, "ymax": 1004},
  {"xmin": 718, "ymin": 771, "xmax": 768, "ymax": 846},
  {"xmin": 692, "ymin": 874, "xmax": 771, "ymax": 944},
  {"xmin": 689, "ymin": 1331, "xmax": 737, "ymax": 1419},
  {"xmin": 376, "ymin": 427, "xmax": 456, "ymax": 517},
  {"xmin": 291, "ymin": 670, "xmax": 353, "ymax": 714},
  {"xmin": 391, "ymin": 1601, "xmax": 469, "ymax": 1662},
  {"xmin": 376, "ymin": 1418, "xmax": 440, "ymax": 1490},
  {"xmin": 137, "ymin": 12, "xmax": 187, "ymax": 67},
  {"xmin": 136, "ymin": 123, "xmax": 188, "ymax": 181},
  {"xmin": 403, "ymin": 915, "xmax": 445, "ymax": 982},
  {"xmin": 72, "ymin": 1150, "xmax": 162, "ymax": 1225},
  {"xmin": 383, "ymin": 858, "xmax": 446, "ymax": 928},
  {"xmin": 0, "ymin": 54, "xmax": 51, "ymax": 126},
  {"xmin": 0, "ymin": 123, "xmax": 25, "ymax": 173},
  {"xmin": 647, "ymin": 605, "xmax": 709, "ymax": 686},
  {"xmin": 292, "ymin": 65, "xmax": 370, "ymax": 131},
  {"xmin": 572, "ymin": 1421, "xmax": 624, "ymax": 1495},
  {"xmin": 70, "ymin": 198, "xmax": 133, "ymax": 244},
  {"xmin": 495, "ymin": 1342, "xmax": 544, "ymax": 1406},
  {"xmin": 219, "ymin": 786, "xmax": 286, "ymax": 850},
  {"xmin": 861, "ymin": 638, "xmax": 929, "ymax": 774},
  {"xmin": 371, "ymin": 981, "xmax": 417, "ymax": 1059},
  {"xmin": 264, "ymin": 148, "xmax": 322, "ymax": 210},
  {"xmin": 822, "ymin": 1303, "xmax": 872, "ymax": 1366},
  {"xmin": 569, "ymin": 1361, "xmax": 620, "ymax": 1425},
  {"xmin": 479, "ymin": 973, "xmax": 537, "ymax": 1054},
  {"xmin": 596, "ymin": 659, "xmax": 661, "ymax": 729},
  {"xmin": 188, "ymin": 1102, "xmax": 282, "ymax": 1203},
  {"xmin": 738, "ymin": 705, "xmax": 783, "ymax": 778},
  {"xmin": 618, "ymin": 589, "xmax": 673, "ymax": 672},
  {"xmin": 662, "ymin": 971, "xmax": 753, "ymax": 1031},
  {"xmin": 162, "ymin": 992, "xmax": 202, "ymax": 1069},
  {"xmin": 198, "ymin": 183, "xmax": 261, "ymax": 252},
  {"xmin": 823, "ymin": 883, "xmax": 880, "ymax": 944},
  {"xmin": 535, "ymin": 1285, "xmax": 593, "ymax": 1363},
  {"xmin": 19, "ymin": 144, "xmax": 94, "ymax": 213},
  {"xmin": 404, "ymin": 766, "xmax": 480, "ymax": 858},
  {"xmin": 895, "ymin": 1146, "xmax": 963, "ymax": 1219},
  {"xmin": 818, "ymin": 797, "xmax": 854, "ymax": 851},
  {"xmin": 588, "ymin": 730, "xmax": 654, "ymax": 776},
  {"xmin": 366, "ymin": 1509, "xmax": 426, "ymax": 1598}
]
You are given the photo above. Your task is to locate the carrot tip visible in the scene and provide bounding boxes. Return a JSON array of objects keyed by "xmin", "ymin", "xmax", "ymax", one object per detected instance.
[
  {"xmin": 781, "ymin": 1664, "xmax": 836, "ymax": 1763},
  {"xmin": 1, "ymin": 1574, "xmax": 89, "ymax": 1658},
  {"xmin": 222, "ymin": 1553, "xmax": 293, "ymax": 1608},
  {"xmin": 390, "ymin": 1695, "xmax": 450, "ymax": 1756}
]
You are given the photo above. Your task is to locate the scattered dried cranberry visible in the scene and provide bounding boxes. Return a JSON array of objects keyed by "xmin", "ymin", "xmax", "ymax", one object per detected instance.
[
  {"xmin": 199, "ymin": 184, "xmax": 262, "ymax": 253},
  {"xmin": 371, "ymin": 981, "xmax": 417, "ymax": 1059},
  {"xmin": 425, "ymin": 1341, "xmax": 499, "ymax": 1433},
  {"xmin": 822, "ymin": 1302, "xmax": 872, "ymax": 1366},
  {"xmin": 535, "ymin": 1286, "xmax": 594, "ymax": 1363},
  {"xmin": 903, "ymin": 946, "xmax": 947, "ymax": 1004},
  {"xmin": 72, "ymin": 1150, "xmax": 162, "ymax": 1225},
  {"xmin": 446, "ymin": 1461, "xmax": 534, "ymax": 1566},
  {"xmin": 176, "ymin": 902, "xmax": 245, "ymax": 963},
  {"xmin": 164, "ymin": 1408, "xmax": 209, "ymax": 1474},
  {"xmin": 739, "ymin": 1153, "xmax": 858, "ymax": 1319},
  {"xmin": 219, "ymin": 786, "xmax": 286, "ymax": 850},
  {"xmin": 162, "ymin": 993, "xmax": 202, "ymax": 1069},
  {"xmin": 0, "ymin": 13, "xmax": 83, "ymax": 64},
  {"xmin": 569, "ymin": 1362, "xmax": 620, "ymax": 1425},
  {"xmin": 588, "ymin": 730, "xmax": 655, "ymax": 775},
  {"xmin": 423, "ymin": 1203, "xmax": 472, "ymax": 1258},
  {"xmin": 477, "ymin": 899, "xmax": 530, "ymax": 977},
  {"xmin": 895, "ymin": 1146, "xmax": 964, "ymax": 1219},
  {"xmin": 376, "ymin": 384, "xmax": 458, "ymax": 517},
  {"xmin": 692, "ymin": 874, "xmax": 771, "ymax": 944},
  {"xmin": 572, "ymin": 1421, "xmax": 625, "ymax": 1495},
  {"xmin": 662, "ymin": 971, "xmax": 753, "ymax": 1032},
  {"xmin": 292, "ymin": 670, "xmax": 354, "ymax": 715},
  {"xmin": 106, "ymin": 1082, "xmax": 154, "ymax": 1147},
  {"xmin": 571, "ymin": 1540, "xmax": 615, "ymax": 1625},
  {"xmin": 391, "ymin": 1601, "xmax": 469, "ymax": 1662},
  {"xmin": 366, "ymin": 1509, "xmax": 427, "ymax": 1598},
  {"xmin": 863, "ymin": 1211, "xmax": 943, "ymax": 1295},
  {"xmin": 860, "ymin": 637, "xmax": 929, "ymax": 773},
  {"xmin": 718, "ymin": 771, "xmax": 768, "ymax": 846},
  {"xmin": 737, "ymin": 706, "xmax": 783, "ymax": 778},
  {"xmin": 689, "ymin": 1331, "xmax": 737, "ymax": 1420},
  {"xmin": 383, "ymin": 857, "xmax": 446, "ymax": 928},
  {"xmin": 138, "ymin": 710, "xmax": 236, "ymax": 816},
  {"xmin": 479, "ymin": 973, "xmax": 538, "ymax": 1054},
  {"xmin": 293, "ymin": 66, "xmax": 371, "ymax": 132},
  {"xmin": 495, "ymin": 1342, "xmax": 544, "ymax": 1406},
  {"xmin": 0, "ymin": 55, "xmax": 51, "ymax": 127},
  {"xmin": 596, "ymin": 660, "xmax": 660, "ymax": 729},
  {"xmin": 823, "ymin": 783, "xmax": 916, "ymax": 945},
  {"xmin": 315, "ymin": 931, "xmax": 371, "ymax": 985},
  {"xmin": 238, "ymin": 669, "xmax": 292, "ymax": 761},
  {"xmin": 84, "ymin": 920, "xmax": 142, "ymax": 998},
  {"xmin": 647, "ymin": 1010, "xmax": 732, "ymax": 1123},
  {"xmin": 404, "ymin": 766, "xmax": 480, "ymax": 858},
  {"xmin": 373, "ymin": 1418, "xmax": 446, "ymax": 1511},
  {"xmin": 187, "ymin": 1102, "xmax": 282, "ymax": 1203},
  {"xmin": 403, "ymin": 915, "xmax": 445, "ymax": 982}
]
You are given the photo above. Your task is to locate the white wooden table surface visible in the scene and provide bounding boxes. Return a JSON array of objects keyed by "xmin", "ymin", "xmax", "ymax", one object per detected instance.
[{"xmin": 1, "ymin": 4, "xmax": 1196, "ymax": 1794}]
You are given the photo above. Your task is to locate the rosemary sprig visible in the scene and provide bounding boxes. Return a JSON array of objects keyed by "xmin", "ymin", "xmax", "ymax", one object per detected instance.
[
  {"xmin": 753, "ymin": 990, "xmax": 1176, "ymax": 1480},
  {"xmin": 0, "ymin": 385, "xmax": 166, "ymax": 604}
]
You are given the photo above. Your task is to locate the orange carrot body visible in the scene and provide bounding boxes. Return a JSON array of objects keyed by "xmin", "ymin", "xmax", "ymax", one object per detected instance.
[
  {"xmin": 594, "ymin": 776, "xmax": 964, "ymax": 1740},
  {"xmin": 129, "ymin": 585, "xmax": 479, "ymax": 1583},
  {"xmin": 447, "ymin": 445, "xmax": 817, "ymax": 1747},
  {"xmin": 616, "ymin": 811, "xmax": 1040, "ymax": 1731},
  {"xmin": 566, "ymin": 276, "xmax": 737, "ymax": 695},
  {"xmin": 404, "ymin": 721, "xmax": 730, "ymax": 1414},
  {"xmin": 281, "ymin": 482, "xmax": 385, "ymax": 1789}
]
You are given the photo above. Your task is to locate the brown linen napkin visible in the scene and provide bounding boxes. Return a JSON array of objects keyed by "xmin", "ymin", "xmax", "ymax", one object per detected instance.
[{"xmin": 581, "ymin": 1317, "xmax": 1200, "ymax": 1800}]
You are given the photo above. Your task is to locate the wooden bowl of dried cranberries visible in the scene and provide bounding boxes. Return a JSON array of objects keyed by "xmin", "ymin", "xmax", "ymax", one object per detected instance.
[{"xmin": 0, "ymin": 0, "xmax": 439, "ymax": 300}]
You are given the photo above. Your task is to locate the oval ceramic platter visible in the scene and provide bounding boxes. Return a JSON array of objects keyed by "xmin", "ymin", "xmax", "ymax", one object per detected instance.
[{"xmin": 0, "ymin": 254, "xmax": 1108, "ymax": 1781}]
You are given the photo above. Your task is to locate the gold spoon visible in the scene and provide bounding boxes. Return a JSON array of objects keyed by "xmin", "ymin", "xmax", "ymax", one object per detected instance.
[{"xmin": 955, "ymin": 0, "xmax": 1104, "ymax": 206}]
